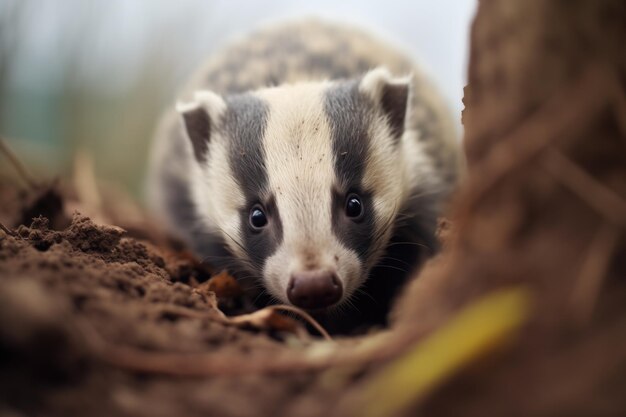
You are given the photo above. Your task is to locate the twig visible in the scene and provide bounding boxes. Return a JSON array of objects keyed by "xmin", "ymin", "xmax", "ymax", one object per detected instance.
[
  {"xmin": 75, "ymin": 317, "xmax": 395, "ymax": 377},
  {"xmin": 0, "ymin": 221, "xmax": 16, "ymax": 236},
  {"xmin": 269, "ymin": 305, "xmax": 332, "ymax": 341},
  {"xmin": 152, "ymin": 303, "xmax": 223, "ymax": 320},
  {"xmin": 457, "ymin": 64, "xmax": 616, "ymax": 221},
  {"xmin": 541, "ymin": 148, "xmax": 626, "ymax": 228},
  {"xmin": 72, "ymin": 306, "xmax": 408, "ymax": 377},
  {"xmin": 73, "ymin": 149, "xmax": 106, "ymax": 223},
  {"xmin": 569, "ymin": 223, "xmax": 619, "ymax": 326},
  {"xmin": 0, "ymin": 135, "xmax": 38, "ymax": 189},
  {"xmin": 609, "ymin": 76, "xmax": 626, "ymax": 138},
  {"xmin": 117, "ymin": 299, "xmax": 332, "ymax": 340}
]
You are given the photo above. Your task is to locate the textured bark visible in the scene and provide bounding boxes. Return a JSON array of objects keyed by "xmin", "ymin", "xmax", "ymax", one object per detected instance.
[{"xmin": 392, "ymin": 0, "xmax": 626, "ymax": 415}]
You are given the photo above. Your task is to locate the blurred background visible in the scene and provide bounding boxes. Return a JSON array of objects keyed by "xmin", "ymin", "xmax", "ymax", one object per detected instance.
[{"xmin": 0, "ymin": 0, "xmax": 476, "ymax": 200}]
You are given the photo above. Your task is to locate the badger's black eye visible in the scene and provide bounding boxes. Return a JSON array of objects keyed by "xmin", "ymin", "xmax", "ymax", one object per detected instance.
[
  {"xmin": 249, "ymin": 206, "xmax": 268, "ymax": 229},
  {"xmin": 345, "ymin": 194, "xmax": 363, "ymax": 219}
]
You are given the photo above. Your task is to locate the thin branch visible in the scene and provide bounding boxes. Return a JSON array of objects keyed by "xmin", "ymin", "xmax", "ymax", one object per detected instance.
[
  {"xmin": 110, "ymin": 299, "xmax": 332, "ymax": 341},
  {"xmin": 72, "ymin": 149, "xmax": 106, "ymax": 223},
  {"xmin": 269, "ymin": 305, "xmax": 332, "ymax": 341},
  {"xmin": 73, "ymin": 313, "xmax": 406, "ymax": 377},
  {"xmin": 457, "ymin": 64, "xmax": 615, "ymax": 222},
  {"xmin": 0, "ymin": 135, "xmax": 38, "ymax": 189},
  {"xmin": 609, "ymin": 76, "xmax": 626, "ymax": 138},
  {"xmin": 569, "ymin": 223, "xmax": 619, "ymax": 326},
  {"xmin": 541, "ymin": 147, "xmax": 626, "ymax": 228},
  {"xmin": 0, "ymin": 221, "xmax": 16, "ymax": 236}
]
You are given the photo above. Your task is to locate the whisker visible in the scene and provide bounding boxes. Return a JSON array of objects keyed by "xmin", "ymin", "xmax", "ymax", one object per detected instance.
[
  {"xmin": 374, "ymin": 264, "xmax": 409, "ymax": 274},
  {"xmin": 386, "ymin": 241, "xmax": 430, "ymax": 250},
  {"xmin": 218, "ymin": 228, "xmax": 248, "ymax": 256},
  {"xmin": 354, "ymin": 288, "xmax": 379, "ymax": 307},
  {"xmin": 406, "ymin": 187, "xmax": 447, "ymax": 201},
  {"xmin": 376, "ymin": 256, "xmax": 415, "ymax": 269},
  {"xmin": 342, "ymin": 296, "xmax": 361, "ymax": 315}
]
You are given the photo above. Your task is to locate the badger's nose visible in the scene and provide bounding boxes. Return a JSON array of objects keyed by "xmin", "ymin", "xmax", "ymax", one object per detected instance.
[{"xmin": 287, "ymin": 270, "xmax": 342, "ymax": 310}]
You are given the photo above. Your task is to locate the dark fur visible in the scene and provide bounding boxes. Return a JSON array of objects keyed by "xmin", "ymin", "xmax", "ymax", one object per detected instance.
[
  {"xmin": 221, "ymin": 94, "xmax": 284, "ymax": 271},
  {"xmin": 182, "ymin": 107, "xmax": 211, "ymax": 162},
  {"xmin": 381, "ymin": 83, "xmax": 409, "ymax": 141}
]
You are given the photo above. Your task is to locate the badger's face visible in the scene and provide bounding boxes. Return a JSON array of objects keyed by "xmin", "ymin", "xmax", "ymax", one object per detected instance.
[{"xmin": 178, "ymin": 68, "xmax": 412, "ymax": 311}]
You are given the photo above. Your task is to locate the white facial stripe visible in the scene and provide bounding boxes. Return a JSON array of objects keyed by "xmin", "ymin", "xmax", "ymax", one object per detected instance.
[
  {"xmin": 256, "ymin": 83, "xmax": 362, "ymax": 302},
  {"xmin": 257, "ymin": 83, "xmax": 336, "ymax": 251}
]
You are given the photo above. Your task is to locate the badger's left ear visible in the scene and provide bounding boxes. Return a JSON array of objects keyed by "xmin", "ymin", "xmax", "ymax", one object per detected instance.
[
  {"xmin": 176, "ymin": 90, "xmax": 227, "ymax": 163},
  {"xmin": 359, "ymin": 67, "xmax": 411, "ymax": 140}
]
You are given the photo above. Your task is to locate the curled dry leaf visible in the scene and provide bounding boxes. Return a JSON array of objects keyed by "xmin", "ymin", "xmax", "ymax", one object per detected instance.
[
  {"xmin": 192, "ymin": 270, "xmax": 329, "ymax": 340},
  {"xmin": 227, "ymin": 308, "xmax": 306, "ymax": 337},
  {"xmin": 226, "ymin": 305, "xmax": 332, "ymax": 341}
]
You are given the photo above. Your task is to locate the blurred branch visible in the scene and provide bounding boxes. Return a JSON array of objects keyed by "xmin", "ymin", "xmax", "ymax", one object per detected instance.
[{"xmin": 0, "ymin": 135, "xmax": 39, "ymax": 189}]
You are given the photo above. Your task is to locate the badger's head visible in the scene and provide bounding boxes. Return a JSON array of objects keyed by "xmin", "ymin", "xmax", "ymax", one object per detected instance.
[{"xmin": 177, "ymin": 68, "xmax": 418, "ymax": 311}]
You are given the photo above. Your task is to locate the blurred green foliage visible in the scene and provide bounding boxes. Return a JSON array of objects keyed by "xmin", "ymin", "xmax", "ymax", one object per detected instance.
[{"xmin": 0, "ymin": 1, "xmax": 222, "ymax": 198}]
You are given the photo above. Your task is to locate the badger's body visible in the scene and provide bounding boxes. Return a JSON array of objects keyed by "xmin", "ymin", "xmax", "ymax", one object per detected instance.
[{"xmin": 148, "ymin": 20, "xmax": 462, "ymax": 331}]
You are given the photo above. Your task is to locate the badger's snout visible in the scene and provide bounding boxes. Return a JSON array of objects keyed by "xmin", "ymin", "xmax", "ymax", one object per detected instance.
[{"xmin": 287, "ymin": 270, "xmax": 343, "ymax": 310}]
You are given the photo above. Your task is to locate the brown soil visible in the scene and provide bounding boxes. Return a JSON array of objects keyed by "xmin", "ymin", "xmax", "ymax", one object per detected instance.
[
  {"xmin": 1, "ymin": 1, "xmax": 626, "ymax": 416},
  {"xmin": 0, "ymin": 198, "xmax": 320, "ymax": 417}
]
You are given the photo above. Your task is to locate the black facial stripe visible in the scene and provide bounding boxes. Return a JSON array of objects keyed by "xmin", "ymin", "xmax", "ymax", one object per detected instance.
[
  {"xmin": 331, "ymin": 188, "xmax": 375, "ymax": 263},
  {"xmin": 325, "ymin": 81, "xmax": 378, "ymax": 262},
  {"xmin": 224, "ymin": 94, "xmax": 270, "ymax": 197},
  {"xmin": 222, "ymin": 94, "xmax": 283, "ymax": 270},
  {"xmin": 325, "ymin": 80, "xmax": 372, "ymax": 187},
  {"xmin": 241, "ymin": 194, "xmax": 283, "ymax": 268}
]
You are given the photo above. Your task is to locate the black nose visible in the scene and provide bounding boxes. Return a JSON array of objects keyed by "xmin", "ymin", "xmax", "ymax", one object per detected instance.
[{"xmin": 287, "ymin": 270, "xmax": 343, "ymax": 310}]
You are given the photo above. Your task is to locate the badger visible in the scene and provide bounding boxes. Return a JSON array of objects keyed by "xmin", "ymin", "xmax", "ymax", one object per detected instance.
[{"xmin": 148, "ymin": 20, "xmax": 462, "ymax": 331}]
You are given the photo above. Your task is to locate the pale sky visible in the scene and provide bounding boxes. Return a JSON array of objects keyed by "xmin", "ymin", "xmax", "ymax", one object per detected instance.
[{"xmin": 5, "ymin": 0, "xmax": 477, "ymax": 115}]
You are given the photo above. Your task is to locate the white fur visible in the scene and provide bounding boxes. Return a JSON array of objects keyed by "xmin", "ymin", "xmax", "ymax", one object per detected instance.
[
  {"xmin": 359, "ymin": 67, "xmax": 412, "ymax": 103},
  {"xmin": 175, "ymin": 89, "xmax": 227, "ymax": 123},
  {"xmin": 254, "ymin": 83, "xmax": 364, "ymax": 303}
]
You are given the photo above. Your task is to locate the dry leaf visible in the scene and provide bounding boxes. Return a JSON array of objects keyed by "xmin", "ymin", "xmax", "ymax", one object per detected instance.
[
  {"xmin": 204, "ymin": 270, "xmax": 244, "ymax": 299},
  {"xmin": 354, "ymin": 287, "xmax": 530, "ymax": 417}
]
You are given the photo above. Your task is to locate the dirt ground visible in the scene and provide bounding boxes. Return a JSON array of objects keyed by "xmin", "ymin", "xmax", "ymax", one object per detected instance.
[
  {"xmin": 1, "ymin": 1, "xmax": 626, "ymax": 416},
  {"xmin": 0, "ymin": 187, "xmax": 321, "ymax": 417}
]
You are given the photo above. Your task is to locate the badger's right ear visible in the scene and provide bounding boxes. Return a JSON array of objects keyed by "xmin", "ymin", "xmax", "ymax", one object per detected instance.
[
  {"xmin": 176, "ymin": 90, "xmax": 226, "ymax": 163},
  {"xmin": 360, "ymin": 67, "xmax": 411, "ymax": 141}
]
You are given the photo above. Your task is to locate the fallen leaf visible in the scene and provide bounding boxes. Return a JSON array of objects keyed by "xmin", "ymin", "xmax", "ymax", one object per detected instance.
[
  {"xmin": 204, "ymin": 270, "xmax": 244, "ymax": 299},
  {"xmin": 355, "ymin": 287, "xmax": 530, "ymax": 417}
]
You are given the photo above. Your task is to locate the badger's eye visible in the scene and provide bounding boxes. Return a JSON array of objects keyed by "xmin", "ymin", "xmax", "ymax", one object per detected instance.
[
  {"xmin": 345, "ymin": 194, "xmax": 363, "ymax": 219},
  {"xmin": 249, "ymin": 206, "xmax": 268, "ymax": 229}
]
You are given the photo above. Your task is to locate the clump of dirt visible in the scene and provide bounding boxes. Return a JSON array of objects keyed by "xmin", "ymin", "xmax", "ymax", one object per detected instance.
[{"xmin": 0, "ymin": 208, "xmax": 320, "ymax": 416}]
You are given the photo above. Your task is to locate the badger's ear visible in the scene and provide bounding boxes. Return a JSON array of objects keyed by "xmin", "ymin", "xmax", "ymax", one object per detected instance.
[
  {"xmin": 176, "ymin": 90, "xmax": 226, "ymax": 162},
  {"xmin": 360, "ymin": 67, "xmax": 411, "ymax": 140}
]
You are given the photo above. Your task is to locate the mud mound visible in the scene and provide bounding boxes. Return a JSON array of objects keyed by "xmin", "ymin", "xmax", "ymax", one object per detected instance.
[{"xmin": 0, "ymin": 213, "xmax": 314, "ymax": 416}]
